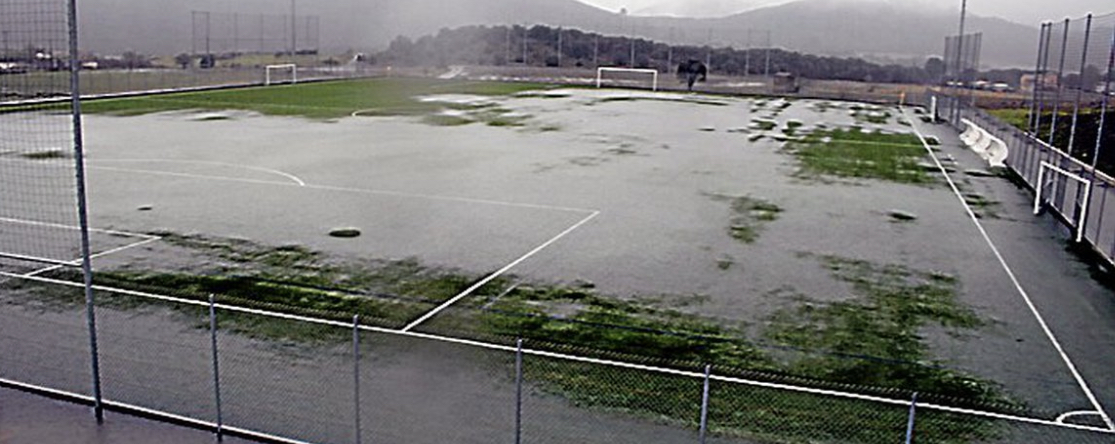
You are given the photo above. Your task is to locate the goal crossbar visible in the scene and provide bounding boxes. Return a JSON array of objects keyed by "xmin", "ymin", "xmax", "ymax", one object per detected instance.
[
  {"xmin": 596, "ymin": 67, "xmax": 659, "ymax": 91},
  {"xmin": 265, "ymin": 64, "xmax": 298, "ymax": 86},
  {"xmin": 1035, "ymin": 161, "xmax": 1092, "ymax": 243}
]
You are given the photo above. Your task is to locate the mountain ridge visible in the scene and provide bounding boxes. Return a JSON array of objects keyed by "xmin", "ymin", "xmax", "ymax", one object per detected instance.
[{"xmin": 75, "ymin": 0, "xmax": 1037, "ymax": 68}]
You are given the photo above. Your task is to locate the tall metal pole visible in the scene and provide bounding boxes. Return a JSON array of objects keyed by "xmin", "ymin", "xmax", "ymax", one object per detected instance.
[
  {"xmin": 209, "ymin": 295, "xmax": 224, "ymax": 440},
  {"xmin": 764, "ymin": 31, "xmax": 771, "ymax": 77},
  {"xmin": 192, "ymin": 11, "xmax": 197, "ymax": 57},
  {"xmin": 904, "ymin": 393, "xmax": 919, "ymax": 444},
  {"xmin": 745, "ymin": 29, "xmax": 752, "ymax": 76},
  {"xmin": 522, "ymin": 25, "xmax": 528, "ymax": 65},
  {"xmin": 514, "ymin": 339, "xmax": 524, "ymax": 444},
  {"xmin": 593, "ymin": 34, "xmax": 599, "ymax": 67},
  {"xmin": 205, "ymin": 12, "xmax": 211, "ymax": 56},
  {"xmin": 1035, "ymin": 24, "xmax": 1054, "ymax": 136},
  {"xmin": 353, "ymin": 315, "xmax": 362, "ymax": 444},
  {"xmin": 705, "ymin": 28, "xmax": 712, "ymax": 70},
  {"xmin": 505, "ymin": 27, "xmax": 511, "ymax": 65},
  {"xmin": 66, "ymin": 0, "xmax": 103, "ymax": 423},
  {"xmin": 1030, "ymin": 23, "xmax": 1049, "ymax": 134},
  {"xmin": 290, "ymin": 0, "xmax": 296, "ymax": 58},
  {"xmin": 1050, "ymin": 18, "xmax": 1072, "ymax": 145},
  {"xmin": 698, "ymin": 365, "xmax": 711, "ymax": 444},
  {"xmin": 953, "ymin": 0, "xmax": 968, "ymax": 126},
  {"xmin": 1068, "ymin": 14, "xmax": 1093, "ymax": 152},
  {"xmin": 233, "ymin": 13, "xmax": 239, "ymax": 54},
  {"xmin": 557, "ymin": 27, "xmax": 563, "ymax": 67}
]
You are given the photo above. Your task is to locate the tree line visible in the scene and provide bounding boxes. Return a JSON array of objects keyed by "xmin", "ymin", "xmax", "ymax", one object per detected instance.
[{"xmin": 376, "ymin": 24, "xmax": 939, "ymax": 84}]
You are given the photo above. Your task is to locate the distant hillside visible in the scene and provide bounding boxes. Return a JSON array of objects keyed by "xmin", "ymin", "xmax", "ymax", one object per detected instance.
[{"xmin": 74, "ymin": 0, "xmax": 1038, "ymax": 68}]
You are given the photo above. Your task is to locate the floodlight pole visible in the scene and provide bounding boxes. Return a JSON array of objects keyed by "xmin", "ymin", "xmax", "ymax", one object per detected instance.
[
  {"xmin": 291, "ymin": 0, "xmax": 297, "ymax": 59},
  {"xmin": 952, "ymin": 0, "xmax": 967, "ymax": 125}
]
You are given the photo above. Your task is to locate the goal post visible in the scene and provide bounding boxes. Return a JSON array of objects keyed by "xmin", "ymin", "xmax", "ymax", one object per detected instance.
[
  {"xmin": 596, "ymin": 67, "xmax": 659, "ymax": 91},
  {"xmin": 265, "ymin": 64, "xmax": 298, "ymax": 86},
  {"xmin": 1034, "ymin": 161, "xmax": 1091, "ymax": 242}
]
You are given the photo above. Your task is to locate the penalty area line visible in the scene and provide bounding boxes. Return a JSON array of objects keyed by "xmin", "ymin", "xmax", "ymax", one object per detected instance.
[
  {"xmin": 22, "ymin": 236, "xmax": 163, "ymax": 278},
  {"xmin": 901, "ymin": 107, "xmax": 1115, "ymax": 431},
  {"xmin": 401, "ymin": 210, "xmax": 601, "ymax": 332}
]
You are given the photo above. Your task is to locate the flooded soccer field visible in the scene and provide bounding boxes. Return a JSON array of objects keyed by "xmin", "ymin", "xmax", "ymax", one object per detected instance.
[{"xmin": 3, "ymin": 78, "xmax": 1115, "ymax": 441}]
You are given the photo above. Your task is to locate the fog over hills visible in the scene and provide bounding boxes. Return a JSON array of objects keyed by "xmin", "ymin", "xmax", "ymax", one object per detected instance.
[{"xmin": 76, "ymin": 0, "xmax": 1038, "ymax": 68}]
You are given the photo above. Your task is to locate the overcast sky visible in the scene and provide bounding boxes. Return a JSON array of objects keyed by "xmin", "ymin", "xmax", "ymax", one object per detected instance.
[{"xmin": 577, "ymin": 0, "xmax": 1112, "ymax": 25}]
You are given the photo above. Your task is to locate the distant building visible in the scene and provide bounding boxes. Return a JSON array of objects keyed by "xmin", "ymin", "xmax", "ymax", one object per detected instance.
[
  {"xmin": 1020, "ymin": 73, "xmax": 1058, "ymax": 92},
  {"xmin": 773, "ymin": 72, "xmax": 798, "ymax": 93}
]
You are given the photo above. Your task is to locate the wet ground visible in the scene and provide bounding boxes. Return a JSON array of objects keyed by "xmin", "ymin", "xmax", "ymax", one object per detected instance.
[
  {"xmin": 2, "ymin": 88, "xmax": 1115, "ymax": 437},
  {"xmin": 0, "ymin": 385, "xmax": 258, "ymax": 444}
]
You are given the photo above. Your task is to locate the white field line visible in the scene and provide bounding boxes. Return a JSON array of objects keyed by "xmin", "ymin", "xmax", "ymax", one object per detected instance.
[
  {"xmin": 0, "ymin": 216, "xmax": 157, "ymax": 240},
  {"xmin": 90, "ymin": 159, "xmax": 306, "ymax": 187},
  {"xmin": 401, "ymin": 210, "xmax": 601, "ymax": 332},
  {"xmin": 1057, "ymin": 410, "xmax": 1106, "ymax": 424},
  {"xmin": 86, "ymin": 164, "xmax": 597, "ymax": 214},
  {"xmin": 901, "ymin": 107, "xmax": 1115, "ymax": 431},
  {"xmin": 22, "ymin": 236, "xmax": 163, "ymax": 277},
  {"xmin": 3, "ymin": 271, "xmax": 1113, "ymax": 436}
]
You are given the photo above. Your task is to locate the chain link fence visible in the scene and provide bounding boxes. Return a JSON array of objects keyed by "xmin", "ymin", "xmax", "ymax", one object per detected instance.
[
  {"xmin": 4, "ymin": 275, "xmax": 1115, "ymax": 443},
  {"xmin": 936, "ymin": 11, "xmax": 1115, "ymax": 267}
]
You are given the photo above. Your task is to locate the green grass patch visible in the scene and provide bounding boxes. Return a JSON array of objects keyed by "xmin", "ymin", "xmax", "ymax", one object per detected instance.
[
  {"xmin": 422, "ymin": 114, "xmax": 474, "ymax": 126},
  {"xmin": 751, "ymin": 119, "xmax": 777, "ymax": 131},
  {"xmin": 595, "ymin": 96, "xmax": 729, "ymax": 107},
  {"xmin": 7, "ymin": 233, "xmax": 1011, "ymax": 443},
  {"xmin": 19, "ymin": 149, "xmax": 68, "ymax": 160},
  {"xmin": 853, "ymin": 109, "xmax": 892, "ymax": 125},
  {"xmin": 785, "ymin": 128, "xmax": 935, "ymax": 185},
  {"xmin": 704, "ymin": 194, "xmax": 783, "ymax": 244},
  {"xmin": 82, "ymin": 78, "xmax": 551, "ymax": 120},
  {"xmin": 986, "ymin": 108, "xmax": 1029, "ymax": 130}
]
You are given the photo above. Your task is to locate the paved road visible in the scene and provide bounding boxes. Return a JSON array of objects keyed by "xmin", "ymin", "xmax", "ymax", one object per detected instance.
[{"xmin": 0, "ymin": 386, "xmax": 257, "ymax": 444}]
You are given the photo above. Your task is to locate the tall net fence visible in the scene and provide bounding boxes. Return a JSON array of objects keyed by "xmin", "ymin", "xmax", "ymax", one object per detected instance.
[
  {"xmin": 191, "ymin": 11, "xmax": 320, "ymax": 56},
  {"xmin": 5, "ymin": 277, "xmax": 1115, "ymax": 443},
  {"xmin": 940, "ymin": 11, "xmax": 1115, "ymax": 267},
  {"xmin": 0, "ymin": 0, "xmax": 83, "ymax": 277},
  {"xmin": 940, "ymin": 32, "xmax": 982, "ymax": 126}
]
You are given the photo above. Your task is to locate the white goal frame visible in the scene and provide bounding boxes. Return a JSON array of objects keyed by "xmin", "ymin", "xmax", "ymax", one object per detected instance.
[
  {"xmin": 596, "ymin": 67, "xmax": 659, "ymax": 91},
  {"xmin": 1034, "ymin": 161, "xmax": 1092, "ymax": 242},
  {"xmin": 265, "ymin": 64, "xmax": 298, "ymax": 86}
]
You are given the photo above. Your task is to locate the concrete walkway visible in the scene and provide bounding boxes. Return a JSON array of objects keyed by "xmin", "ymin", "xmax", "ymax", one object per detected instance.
[{"xmin": 0, "ymin": 387, "xmax": 257, "ymax": 444}]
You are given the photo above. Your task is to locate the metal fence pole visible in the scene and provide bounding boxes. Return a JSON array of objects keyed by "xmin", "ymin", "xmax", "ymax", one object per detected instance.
[
  {"xmin": 67, "ymin": 0, "xmax": 103, "ymax": 423},
  {"xmin": 1069, "ymin": 15, "xmax": 1093, "ymax": 152},
  {"xmin": 1035, "ymin": 24, "xmax": 1054, "ymax": 136},
  {"xmin": 1093, "ymin": 26, "xmax": 1115, "ymax": 169},
  {"xmin": 698, "ymin": 365, "xmax": 711, "ymax": 444},
  {"xmin": 1029, "ymin": 23, "xmax": 1048, "ymax": 133},
  {"xmin": 353, "ymin": 315, "xmax": 362, "ymax": 444},
  {"xmin": 515, "ymin": 338, "xmax": 524, "ymax": 444},
  {"xmin": 904, "ymin": 393, "xmax": 919, "ymax": 444},
  {"xmin": 209, "ymin": 295, "xmax": 224, "ymax": 440},
  {"xmin": 1050, "ymin": 18, "xmax": 1072, "ymax": 145}
]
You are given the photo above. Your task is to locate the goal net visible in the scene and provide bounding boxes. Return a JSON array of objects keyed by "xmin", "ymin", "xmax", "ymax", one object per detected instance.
[
  {"xmin": 1034, "ymin": 161, "xmax": 1092, "ymax": 242},
  {"xmin": 596, "ymin": 67, "xmax": 659, "ymax": 91},
  {"xmin": 265, "ymin": 64, "xmax": 298, "ymax": 86}
]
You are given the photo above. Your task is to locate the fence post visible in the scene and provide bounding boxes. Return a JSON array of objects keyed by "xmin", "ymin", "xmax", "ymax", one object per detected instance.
[
  {"xmin": 1068, "ymin": 15, "xmax": 1093, "ymax": 152},
  {"xmin": 1035, "ymin": 24, "xmax": 1054, "ymax": 136},
  {"xmin": 905, "ymin": 393, "xmax": 919, "ymax": 444},
  {"xmin": 353, "ymin": 315, "xmax": 362, "ymax": 444},
  {"xmin": 1029, "ymin": 23, "xmax": 1048, "ymax": 134},
  {"xmin": 699, "ymin": 365, "xmax": 711, "ymax": 444},
  {"xmin": 1093, "ymin": 25, "xmax": 1115, "ymax": 170},
  {"xmin": 209, "ymin": 295, "xmax": 224, "ymax": 440},
  {"xmin": 65, "ymin": 0, "xmax": 103, "ymax": 423},
  {"xmin": 1049, "ymin": 18, "xmax": 1072, "ymax": 145},
  {"xmin": 515, "ymin": 338, "xmax": 524, "ymax": 444}
]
